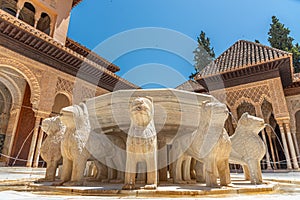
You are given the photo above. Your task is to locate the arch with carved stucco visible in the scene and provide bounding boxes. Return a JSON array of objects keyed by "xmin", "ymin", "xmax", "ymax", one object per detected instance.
[
  {"xmin": 0, "ymin": 57, "xmax": 41, "ymax": 109},
  {"xmin": 0, "ymin": 73, "xmax": 22, "ymax": 109},
  {"xmin": 51, "ymin": 92, "xmax": 71, "ymax": 115}
]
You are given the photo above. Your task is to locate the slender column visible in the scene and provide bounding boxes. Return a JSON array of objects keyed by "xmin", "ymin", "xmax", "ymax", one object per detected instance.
[
  {"xmin": 266, "ymin": 129, "xmax": 277, "ymax": 169},
  {"xmin": 273, "ymin": 136, "xmax": 280, "ymax": 169},
  {"xmin": 49, "ymin": 21, "xmax": 54, "ymax": 36},
  {"xmin": 261, "ymin": 130, "xmax": 272, "ymax": 170},
  {"xmin": 34, "ymin": 12, "xmax": 41, "ymax": 28},
  {"xmin": 0, "ymin": 108, "xmax": 21, "ymax": 164},
  {"xmin": 291, "ymin": 131, "xmax": 300, "ymax": 163},
  {"xmin": 278, "ymin": 122, "xmax": 292, "ymax": 169},
  {"xmin": 33, "ymin": 125, "xmax": 44, "ymax": 168},
  {"xmin": 16, "ymin": 0, "xmax": 25, "ymax": 19},
  {"xmin": 26, "ymin": 117, "xmax": 41, "ymax": 167},
  {"xmin": 284, "ymin": 123, "xmax": 299, "ymax": 169},
  {"xmin": 255, "ymin": 106, "xmax": 271, "ymax": 170}
]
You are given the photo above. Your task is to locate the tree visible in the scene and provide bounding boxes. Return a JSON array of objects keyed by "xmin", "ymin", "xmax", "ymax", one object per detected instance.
[
  {"xmin": 268, "ymin": 16, "xmax": 300, "ymax": 73},
  {"xmin": 189, "ymin": 31, "xmax": 215, "ymax": 79},
  {"xmin": 268, "ymin": 16, "xmax": 294, "ymax": 51},
  {"xmin": 291, "ymin": 43, "xmax": 300, "ymax": 73}
]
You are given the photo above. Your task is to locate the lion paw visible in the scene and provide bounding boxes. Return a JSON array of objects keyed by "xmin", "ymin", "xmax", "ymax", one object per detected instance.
[
  {"xmin": 35, "ymin": 178, "xmax": 55, "ymax": 183},
  {"xmin": 63, "ymin": 181, "xmax": 84, "ymax": 186},
  {"xmin": 101, "ymin": 179, "xmax": 109, "ymax": 183},
  {"xmin": 173, "ymin": 180, "xmax": 187, "ymax": 184},
  {"xmin": 122, "ymin": 183, "xmax": 135, "ymax": 190},
  {"xmin": 186, "ymin": 179, "xmax": 196, "ymax": 184},
  {"xmin": 51, "ymin": 181, "xmax": 65, "ymax": 186},
  {"xmin": 144, "ymin": 184, "xmax": 157, "ymax": 190},
  {"xmin": 110, "ymin": 179, "xmax": 123, "ymax": 184}
]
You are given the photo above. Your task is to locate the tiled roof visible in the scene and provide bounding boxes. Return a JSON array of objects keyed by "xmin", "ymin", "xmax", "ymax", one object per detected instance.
[
  {"xmin": 199, "ymin": 40, "xmax": 292, "ymax": 78},
  {"xmin": 176, "ymin": 80, "xmax": 206, "ymax": 92}
]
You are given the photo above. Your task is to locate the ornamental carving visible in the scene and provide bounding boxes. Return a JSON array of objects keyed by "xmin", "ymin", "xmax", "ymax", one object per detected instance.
[
  {"xmin": 227, "ymin": 84, "xmax": 270, "ymax": 107},
  {"xmin": 0, "ymin": 57, "xmax": 40, "ymax": 108},
  {"xmin": 55, "ymin": 77, "xmax": 97, "ymax": 104},
  {"xmin": 268, "ymin": 78, "xmax": 289, "ymax": 118},
  {"xmin": 55, "ymin": 77, "xmax": 73, "ymax": 96}
]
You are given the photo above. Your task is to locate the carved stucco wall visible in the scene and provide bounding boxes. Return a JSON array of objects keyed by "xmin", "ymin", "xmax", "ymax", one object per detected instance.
[
  {"xmin": 0, "ymin": 57, "xmax": 41, "ymax": 110},
  {"xmin": 210, "ymin": 78, "xmax": 290, "ymax": 122},
  {"xmin": 0, "ymin": 45, "xmax": 110, "ymax": 116},
  {"xmin": 286, "ymin": 94, "xmax": 300, "ymax": 133}
]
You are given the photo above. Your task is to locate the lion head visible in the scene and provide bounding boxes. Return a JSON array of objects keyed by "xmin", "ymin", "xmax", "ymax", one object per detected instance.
[
  {"xmin": 41, "ymin": 116, "xmax": 65, "ymax": 136},
  {"xmin": 237, "ymin": 112, "xmax": 265, "ymax": 133},
  {"xmin": 60, "ymin": 102, "xmax": 90, "ymax": 130},
  {"xmin": 130, "ymin": 97, "xmax": 154, "ymax": 127}
]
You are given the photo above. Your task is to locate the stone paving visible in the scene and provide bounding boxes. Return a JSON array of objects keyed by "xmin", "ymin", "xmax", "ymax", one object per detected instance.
[{"xmin": 0, "ymin": 167, "xmax": 300, "ymax": 199}]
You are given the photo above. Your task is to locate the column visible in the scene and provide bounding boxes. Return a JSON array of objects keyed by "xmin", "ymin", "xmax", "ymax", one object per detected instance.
[
  {"xmin": 273, "ymin": 135, "xmax": 280, "ymax": 169},
  {"xmin": 266, "ymin": 128, "xmax": 277, "ymax": 169},
  {"xmin": 291, "ymin": 131, "xmax": 300, "ymax": 163},
  {"xmin": 34, "ymin": 12, "xmax": 41, "ymax": 28},
  {"xmin": 255, "ymin": 106, "xmax": 271, "ymax": 169},
  {"xmin": 0, "ymin": 108, "xmax": 21, "ymax": 164},
  {"xmin": 33, "ymin": 126, "xmax": 44, "ymax": 168},
  {"xmin": 262, "ymin": 130, "xmax": 272, "ymax": 170},
  {"xmin": 278, "ymin": 122, "xmax": 292, "ymax": 169},
  {"xmin": 26, "ymin": 116, "xmax": 42, "ymax": 167},
  {"xmin": 16, "ymin": 0, "xmax": 25, "ymax": 19},
  {"xmin": 284, "ymin": 123, "xmax": 299, "ymax": 169}
]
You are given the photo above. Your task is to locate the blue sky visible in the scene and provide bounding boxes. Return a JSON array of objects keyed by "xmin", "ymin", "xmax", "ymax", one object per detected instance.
[{"xmin": 68, "ymin": 0, "xmax": 300, "ymax": 88}]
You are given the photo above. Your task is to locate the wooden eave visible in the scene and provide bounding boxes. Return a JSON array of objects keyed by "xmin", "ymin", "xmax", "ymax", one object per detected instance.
[
  {"xmin": 284, "ymin": 81, "xmax": 300, "ymax": 96},
  {"xmin": 65, "ymin": 38, "xmax": 120, "ymax": 73},
  {"xmin": 196, "ymin": 58, "xmax": 291, "ymax": 91},
  {"xmin": 284, "ymin": 73, "xmax": 300, "ymax": 96},
  {"xmin": 0, "ymin": 10, "xmax": 139, "ymax": 91}
]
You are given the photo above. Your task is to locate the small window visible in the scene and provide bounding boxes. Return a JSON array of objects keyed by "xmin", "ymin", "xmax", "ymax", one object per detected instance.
[{"xmin": 37, "ymin": 12, "xmax": 51, "ymax": 35}]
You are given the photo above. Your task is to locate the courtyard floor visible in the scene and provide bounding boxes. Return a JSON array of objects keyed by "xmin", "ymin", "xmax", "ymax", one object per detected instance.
[{"xmin": 0, "ymin": 167, "xmax": 300, "ymax": 199}]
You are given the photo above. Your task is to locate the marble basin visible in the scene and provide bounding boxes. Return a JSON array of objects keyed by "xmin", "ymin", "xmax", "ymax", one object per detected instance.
[{"xmin": 85, "ymin": 88, "xmax": 220, "ymax": 140}]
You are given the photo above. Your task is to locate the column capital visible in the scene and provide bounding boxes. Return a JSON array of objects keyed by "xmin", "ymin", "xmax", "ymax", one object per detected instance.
[
  {"xmin": 16, "ymin": 0, "xmax": 25, "ymax": 10},
  {"xmin": 284, "ymin": 123, "xmax": 291, "ymax": 131},
  {"xmin": 34, "ymin": 110, "xmax": 51, "ymax": 119}
]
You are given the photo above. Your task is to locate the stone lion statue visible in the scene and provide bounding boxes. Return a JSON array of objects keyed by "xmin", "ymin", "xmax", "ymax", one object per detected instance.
[
  {"xmin": 171, "ymin": 101, "xmax": 232, "ymax": 187},
  {"xmin": 122, "ymin": 97, "xmax": 158, "ymax": 190},
  {"xmin": 56, "ymin": 102, "xmax": 92, "ymax": 186},
  {"xmin": 86, "ymin": 133, "xmax": 126, "ymax": 183},
  {"xmin": 39, "ymin": 116, "xmax": 65, "ymax": 182},
  {"xmin": 229, "ymin": 112, "xmax": 266, "ymax": 184}
]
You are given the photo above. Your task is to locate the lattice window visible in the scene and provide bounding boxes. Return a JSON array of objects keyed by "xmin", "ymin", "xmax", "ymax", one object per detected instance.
[
  {"xmin": 226, "ymin": 85, "xmax": 270, "ymax": 107},
  {"xmin": 290, "ymin": 99, "xmax": 300, "ymax": 111},
  {"xmin": 55, "ymin": 77, "xmax": 73, "ymax": 95}
]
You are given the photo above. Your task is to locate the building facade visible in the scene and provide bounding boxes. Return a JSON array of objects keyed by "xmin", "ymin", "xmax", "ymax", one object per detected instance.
[
  {"xmin": 194, "ymin": 40, "xmax": 300, "ymax": 170},
  {"xmin": 0, "ymin": 0, "xmax": 138, "ymax": 167}
]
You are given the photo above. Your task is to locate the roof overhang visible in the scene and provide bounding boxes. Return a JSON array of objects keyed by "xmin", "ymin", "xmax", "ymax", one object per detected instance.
[
  {"xmin": 195, "ymin": 57, "xmax": 292, "ymax": 91},
  {"xmin": 0, "ymin": 10, "xmax": 139, "ymax": 91}
]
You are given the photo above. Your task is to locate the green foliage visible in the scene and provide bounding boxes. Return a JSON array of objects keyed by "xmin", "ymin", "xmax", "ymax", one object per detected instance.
[
  {"xmin": 291, "ymin": 43, "xmax": 300, "ymax": 73},
  {"xmin": 190, "ymin": 31, "xmax": 215, "ymax": 79},
  {"xmin": 268, "ymin": 16, "xmax": 300, "ymax": 72},
  {"xmin": 268, "ymin": 16, "xmax": 294, "ymax": 51}
]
